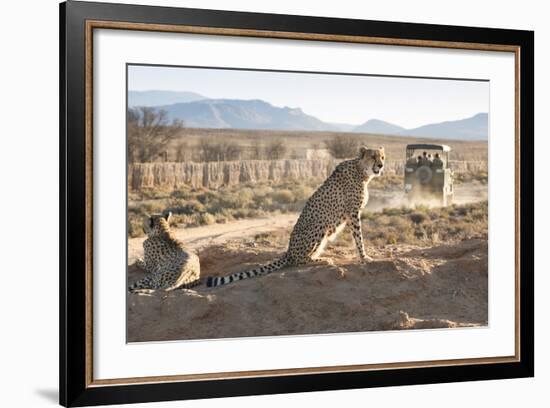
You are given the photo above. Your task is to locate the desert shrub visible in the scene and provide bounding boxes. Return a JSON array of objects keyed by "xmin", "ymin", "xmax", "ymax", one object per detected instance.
[
  {"xmin": 413, "ymin": 204, "xmax": 430, "ymax": 213},
  {"xmin": 264, "ymin": 140, "xmax": 287, "ymax": 160},
  {"xmin": 140, "ymin": 188, "xmax": 170, "ymax": 200},
  {"xmin": 359, "ymin": 201, "xmax": 487, "ymax": 247},
  {"xmin": 197, "ymin": 138, "xmax": 243, "ymax": 162},
  {"xmin": 409, "ymin": 212, "xmax": 428, "ymax": 224},
  {"xmin": 174, "ymin": 141, "xmax": 190, "ymax": 162},
  {"xmin": 174, "ymin": 214, "xmax": 199, "ymax": 227},
  {"xmin": 388, "ymin": 216, "xmax": 410, "ymax": 229},
  {"xmin": 170, "ymin": 187, "xmax": 193, "ymax": 200},
  {"xmin": 253, "ymin": 195, "xmax": 273, "ymax": 209},
  {"xmin": 251, "ymin": 184, "xmax": 273, "ymax": 195},
  {"xmin": 324, "ymin": 135, "xmax": 359, "ymax": 159},
  {"xmin": 397, "ymin": 229, "xmax": 417, "ymax": 244},
  {"xmin": 374, "ymin": 215, "xmax": 393, "ymax": 226},
  {"xmin": 214, "ymin": 213, "xmax": 232, "ymax": 224},
  {"xmin": 478, "ymin": 171, "xmax": 489, "ymax": 184},
  {"xmin": 361, "ymin": 211, "xmax": 377, "ymax": 221},
  {"xmin": 198, "ymin": 213, "xmax": 216, "ymax": 226},
  {"xmin": 272, "ymin": 189, "xmax": 294, "ymax": 204},
  {"xmin": 250, "ymin": 140, "xmax": 264, "ymax": 160},
  {"xmin": 166, "ymin": 199, "xmax": 205, "ymax": 215},
  {"xmin": 139, "ymin": 201, "xmax": 167, "ymax": 215},
  {"xmin": 233, "ymin": 208, "xmax": 264, "ymax": 219},
  {"xmin": 414, "ymin": 227, "xmax": 428, "ymax": 240},
  {"xmin": 128, "ymin": 218, "xmax": 144, "ymax": 238},
  {"xmin": 428, "ymin": 208, "xmax": 444, "ymax": 220},
  {"xmin": 219, "ymin": 189, "xmax": 255, "ymax": 209},
  {"xmin": 471, "ymin": 206, "xmax": 487, "ymax": 220},
  {"xmin": 291, "ymin": 184, "xmax": 314, "ymax": 202},
  {"xmin": 382, "ymin": 207, "xmax": 404, "ymax": 217},
  {"xmin": 197, "ymin": 191, "xmax": 220, "ymax": 205},
  {"xmin": 453, "ymin": 206, "xmax": 470, "ymax": 216},
  {"xmin": 254, "ymin": 232, "xmax": 271, "ymax": 241},
  {"xmin": 454, "ymin": 171, "xmax": 488, "ymax": 185},
  {"xmin": 333, "ymin": 229, "xmax": 353, "ymax": 247}
]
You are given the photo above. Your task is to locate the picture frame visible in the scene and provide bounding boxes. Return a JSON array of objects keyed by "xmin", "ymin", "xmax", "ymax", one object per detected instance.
[{"xmin": 59, "ymin": 0, "xmax": 534, "ymax": 406}]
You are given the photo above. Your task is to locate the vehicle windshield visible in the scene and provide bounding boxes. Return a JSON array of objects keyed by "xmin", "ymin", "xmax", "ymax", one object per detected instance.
[{"xmin": 406, "ymin": 149, "xmax": 447, "ymax": 168}]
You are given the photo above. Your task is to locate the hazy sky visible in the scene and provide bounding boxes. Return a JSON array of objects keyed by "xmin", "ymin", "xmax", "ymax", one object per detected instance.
[{"xmin": 128, "ymin": 64, "xmax": 489, "ymax": 129}]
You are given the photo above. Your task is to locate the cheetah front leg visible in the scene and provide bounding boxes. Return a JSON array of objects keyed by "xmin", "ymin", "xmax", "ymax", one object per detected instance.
[
  {"xmin": 135, "ymin": 242, "xmax": 157, "ymax": 274},
  {"xmin": 349, "ymin": 214, "xmax": 373, "ymax": 263},
  {"xmin": 135, "ymin": 257, "xmax": 148, "ymax": 270},
  {"xmin": 135, "ymin": 257, "xmax": 157, "ymax": 274}
]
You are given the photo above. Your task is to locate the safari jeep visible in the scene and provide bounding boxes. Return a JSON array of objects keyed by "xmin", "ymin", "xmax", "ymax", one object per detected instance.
[{"xmin": 404, "ymin": 143, "xmax": 454, "ymax": 206}]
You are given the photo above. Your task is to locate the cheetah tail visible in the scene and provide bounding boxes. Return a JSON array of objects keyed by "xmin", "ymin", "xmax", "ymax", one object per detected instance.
[
  {"xmin": 128, "ymin": 276, "xmax": 151, "ymax": 292},
  {"xmin": 205, "ymin": 257, "xmax": 288, "ymax": 288},
  {"xmin": 174, "ymin": 278, "xmax": 203, "ymax": 290}
]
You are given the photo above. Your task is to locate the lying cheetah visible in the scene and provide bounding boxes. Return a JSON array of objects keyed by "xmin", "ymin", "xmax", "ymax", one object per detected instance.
[
  {"xmin": 128, "ymin": 213, "xmax": 201, "ymax": 292},
  {"xmin": 206, "ymin": 146, "xmax": 385, "ymax": 288}
]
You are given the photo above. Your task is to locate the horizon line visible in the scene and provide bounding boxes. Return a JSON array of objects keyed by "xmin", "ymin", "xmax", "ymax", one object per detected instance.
[{"xmin": 127, "ymin": 90, "xmax": 488, "ymax": 130}]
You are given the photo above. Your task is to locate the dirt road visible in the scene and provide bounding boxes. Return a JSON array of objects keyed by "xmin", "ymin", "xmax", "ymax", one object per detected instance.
[
  {"xmin": 128, "ymin": 213, "xmax": 298, "ymax": 264},
  {"xmin": 367, "ymin": 182, "xmax": 487, "ymax": 210}
]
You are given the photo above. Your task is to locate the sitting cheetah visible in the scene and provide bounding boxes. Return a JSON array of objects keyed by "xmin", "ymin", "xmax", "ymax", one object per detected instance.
[
  {"xmin": 206, "ymin": 146, "xmax": 385, "ymax": 288},
  {"xmin": 128, "ymin": 213, "xmax": 201, "ymax": 292}
]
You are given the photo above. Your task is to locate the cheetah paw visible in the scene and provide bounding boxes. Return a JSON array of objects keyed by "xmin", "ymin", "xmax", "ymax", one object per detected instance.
[
  {"xmin": 312, "ymin": 258, "xmax": 335, "ymax": 266},
  {"xmin": 135, "ymin": 258, "xmax": 146, "ymax": 269},
  {"xmin": 130, "ymin": 288, "xmax": 155, "ymax": 296},
  {"xmin": 360, "ymin": 255, "xmax": 374, "ymax": 264}
]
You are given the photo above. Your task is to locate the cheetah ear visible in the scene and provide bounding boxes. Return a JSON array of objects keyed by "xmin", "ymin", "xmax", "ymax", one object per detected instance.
[
  {"xmin": 359, "ymin": 146, "xmax": 369, "ymax": 158},
  {"xmin": 142, "ymin": 214, "xmax": 153, "ymax": 231},
  {"xmin": 164, "ymin": 211, "xmax": 172, "ymax": 223}
]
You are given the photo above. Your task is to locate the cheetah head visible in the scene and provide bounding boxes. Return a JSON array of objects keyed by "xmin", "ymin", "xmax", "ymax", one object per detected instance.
[
  {"xmin": 357, "ymin": 146, "xmax": 385, "ymax": 179},
  {"xmin": 143, "ymin": 212, "xmax": 172, "ymax": 237}
]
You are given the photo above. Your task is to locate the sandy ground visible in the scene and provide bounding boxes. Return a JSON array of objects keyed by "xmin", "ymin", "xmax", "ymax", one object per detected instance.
[
  {"xmin": 128, "ymin": 238, "xmax": 487, "ymax": 342},
  {"xmin": 127, "ymin": 183, "xmax": 488, "ymax": 342}
]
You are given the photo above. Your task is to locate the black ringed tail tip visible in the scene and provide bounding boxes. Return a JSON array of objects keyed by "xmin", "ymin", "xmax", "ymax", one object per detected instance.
[{"xmin": 206, "ymin": 276, "xmax": 214, "ymax": 287}]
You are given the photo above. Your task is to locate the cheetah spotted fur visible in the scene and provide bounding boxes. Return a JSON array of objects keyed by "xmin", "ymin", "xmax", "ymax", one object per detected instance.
[
  {"xmin": 129, "ymin": 213, "xmax": 201, "ymax": 292},
  {"xmin": 206, "ymin": 146, "xmax": 385, "ymax": 288}
]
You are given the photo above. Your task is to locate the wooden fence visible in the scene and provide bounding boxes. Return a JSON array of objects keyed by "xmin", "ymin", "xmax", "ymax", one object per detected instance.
[{"xmin": 129, "ymin": 159, "xmax": 487, "ymax": 191}]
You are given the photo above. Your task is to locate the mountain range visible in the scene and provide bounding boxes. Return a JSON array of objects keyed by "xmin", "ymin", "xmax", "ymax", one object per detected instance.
[
  {"xmin": 157, "ymin": 99, "xmax": 337, "ymax": 131},
  {"xmin": 130, "ymin": 91, "xmax": 488, "ymax": 140},
  {"xmin": 128, "ymin": 90, "xmax": 206, "ymax": 107},
  {"xmin": 354, "ymin": 119, "xmax": 405, "ymax": 135}
]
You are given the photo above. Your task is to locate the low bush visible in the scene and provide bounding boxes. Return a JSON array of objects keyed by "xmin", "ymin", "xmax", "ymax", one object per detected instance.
[
  {"xmin": 127, "ymin": 180, "xmax": 321, "ymax": 234},
  {"xmin": 128, "ymin": 178, "xmax": 488, "ymax": 248},
  {"xmin": 360, "ymin": 201, "xmax": 487, "ymax": 247},
  {"xmin": 409, "ymin": 212, "xmax": 428, "ymax": 224}
]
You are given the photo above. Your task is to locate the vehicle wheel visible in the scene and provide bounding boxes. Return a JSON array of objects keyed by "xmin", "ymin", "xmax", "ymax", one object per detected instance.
[{"xmin": 416, "ymin": 166, "xmax": 433, "ymax": 185}]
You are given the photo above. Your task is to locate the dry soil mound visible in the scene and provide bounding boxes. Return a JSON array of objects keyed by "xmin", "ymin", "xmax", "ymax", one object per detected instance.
[{"xmin": 127, "ymin": 238, "xmax": 487, "ymax": 342}]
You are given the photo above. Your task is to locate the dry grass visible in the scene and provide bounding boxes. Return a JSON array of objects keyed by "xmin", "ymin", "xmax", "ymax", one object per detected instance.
[
  {"xmin": 360, "ymin": 201, "xmax": 488, "ymax": 247},
  {"xmin": 158, "ymin": 128, "xmax": 488, "ymax": 162},
  {"xmin": 453, "ymin": 170, "xmax": 488, "ymax": 184},
  {"xmin": 128, "ymin": 179, "xmax": 320, "ymax": 237},
  {"xmin": 128, "ymin": 168, "xmax": 487, "ymax": 247}
]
